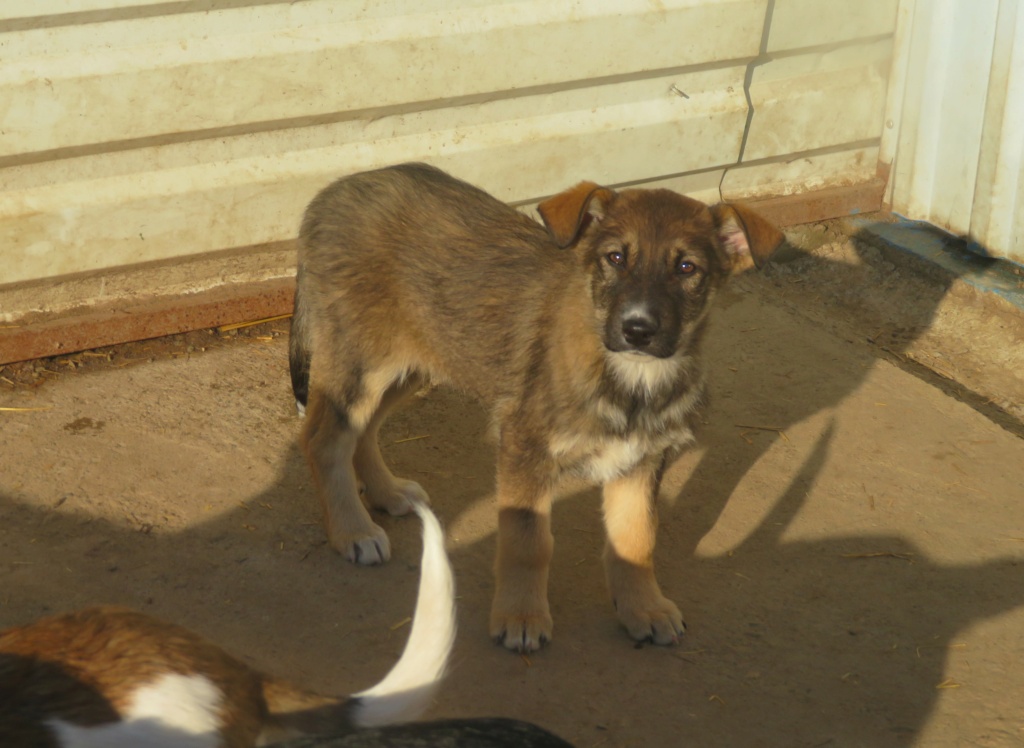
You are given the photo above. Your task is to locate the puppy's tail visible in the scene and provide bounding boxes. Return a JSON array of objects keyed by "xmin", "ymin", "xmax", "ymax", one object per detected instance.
[
  {"xmin": 261, "ymin": 500, "xmax": 456, "ymax": 740},
  {"xmin": 348, "ymin": 499, "xmax": 456, "ymax": 727},
  {"xmin": 288, "ymin": 270, "xmax": 312, "ymax": 417}
]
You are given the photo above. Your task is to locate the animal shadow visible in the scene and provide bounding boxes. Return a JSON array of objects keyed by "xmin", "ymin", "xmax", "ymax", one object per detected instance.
[
  {"xmin": 675, "ymin": 219, "xmax": 1021, "ymax": 557},
  {"xmin": 656, "ymin": 420, "xmax": 1024, "ymax": 745}
]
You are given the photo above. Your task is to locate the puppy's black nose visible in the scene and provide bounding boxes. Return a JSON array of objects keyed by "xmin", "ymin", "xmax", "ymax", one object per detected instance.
[{"xmin": 621, "ymin": 313, "xmax": 660, "ymax": 348}]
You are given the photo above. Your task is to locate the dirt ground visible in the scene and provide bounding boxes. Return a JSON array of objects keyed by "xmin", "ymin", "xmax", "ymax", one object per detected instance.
[{"xmin": 1, "ymin": 218, "xmax": 1023, "ymax": 747}]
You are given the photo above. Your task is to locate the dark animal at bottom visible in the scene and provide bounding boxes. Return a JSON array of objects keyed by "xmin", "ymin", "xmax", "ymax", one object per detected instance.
[
  {"xmin": 290, "ymin": 163, "xmax": 784, "ymax": 652},
  {"xmin": 0, "ymin": 500, "xmax": 533, "ymax": 747},
  {"xmin": 270, "ymin": 718, "xmax": 574, "ymax": 748}
]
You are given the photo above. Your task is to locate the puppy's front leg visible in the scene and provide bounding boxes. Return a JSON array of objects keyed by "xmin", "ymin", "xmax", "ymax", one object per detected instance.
[
  {"xmin": 490, "ymin": 436, "xmax": 555, "ymax": 653},
  {"xmin": 603, "ymin": 458, "xmax": 685, "ymax": 645}
]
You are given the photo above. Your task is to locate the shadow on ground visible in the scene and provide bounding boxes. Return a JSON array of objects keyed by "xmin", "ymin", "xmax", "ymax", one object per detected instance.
[
  {"xmin": 2, "ymin": 415, "xmax": 1022, "ymax": 746},
  {"xmin": 1, "ymin": 220, "xmax": 1022, "ymax": 745}
]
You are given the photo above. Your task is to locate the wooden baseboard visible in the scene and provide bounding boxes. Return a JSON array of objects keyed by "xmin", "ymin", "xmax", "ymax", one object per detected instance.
[
  {"xmin": 0, "ymin": 182, "xmax": 885, "ymax": 366},
  {"xmin": 0, "ymin": 278, "xmax": 295, "ymax": 366},
  {"xmin": 744, "ymin": 178, "xmax": 886, "ymax": 227}
]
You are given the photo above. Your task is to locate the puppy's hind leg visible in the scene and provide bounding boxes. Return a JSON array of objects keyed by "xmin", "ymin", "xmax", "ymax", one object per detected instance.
[
  {"xmin": 354, "ymin": 376, "xmax": 430, "ymax": 517},
  {"xmin": 301, "ymin": 389, "xmax": 391, "ymax": 565},
  {"xmin": 490, "ymin": 431, "xmax": 557, "ymax": 653}
]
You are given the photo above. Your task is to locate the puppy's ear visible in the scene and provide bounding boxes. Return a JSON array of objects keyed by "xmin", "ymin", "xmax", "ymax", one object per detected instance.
[
  {"xmin": 709, "ymin": 203, "xmax": 785, "ymax": 272},
  {"xmin": 538, "ymin": 182, "xmax": 616, "ymax": 248}
]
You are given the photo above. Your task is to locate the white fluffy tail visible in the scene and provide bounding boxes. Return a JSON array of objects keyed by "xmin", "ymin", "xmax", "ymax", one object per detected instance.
[{"xmin": 350, "ymin": 499, "xmax": 456, "ymax": 728}]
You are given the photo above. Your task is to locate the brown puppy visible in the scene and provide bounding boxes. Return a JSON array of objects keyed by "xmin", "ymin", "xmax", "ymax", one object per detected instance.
[
  {"xmin": 0, "ymin": 500, "xmax": 456, "ymax": 747},
  {"xmin": 290, "ymin": 163, "xmax": 783, "ymax": 652}
]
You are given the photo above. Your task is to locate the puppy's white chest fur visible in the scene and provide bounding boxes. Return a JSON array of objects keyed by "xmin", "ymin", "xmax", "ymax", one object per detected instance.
[
  {"xmin": 580, "ymin": 436, "xmax": 647, "ymax": 483},
  {"xmin": 551, "ymin": 433, "xmax": 653, "ymax": 483}
]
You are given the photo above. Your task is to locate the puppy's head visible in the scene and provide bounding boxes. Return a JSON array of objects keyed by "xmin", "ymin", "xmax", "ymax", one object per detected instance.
[{"xmin": 539, "ymin": 183, "xmax": 783, "ymax": 363}]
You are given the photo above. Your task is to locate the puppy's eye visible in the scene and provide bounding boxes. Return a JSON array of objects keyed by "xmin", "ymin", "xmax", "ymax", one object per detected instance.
[
  {"xmin": 606, "ymin": 249, "xmax": 626, "ymax": 267},
  {"xmin": 677, "ymin": 260, "xmax": 698, "ymax": 276}
]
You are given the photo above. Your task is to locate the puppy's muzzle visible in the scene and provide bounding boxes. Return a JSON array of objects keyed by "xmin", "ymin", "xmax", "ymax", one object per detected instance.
[
  {"xmin": 621, "ymin": 311, "xmax": 660, "ymax": 350},
  {"xmin": 606, "ymin": 299, "xmax": 679, "ymax": 359}
]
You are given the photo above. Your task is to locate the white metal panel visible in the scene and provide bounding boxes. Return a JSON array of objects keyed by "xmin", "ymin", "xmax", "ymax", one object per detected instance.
[
  {"xmin": 743, "ymin": 39, "xmax": 891, "ymax": 162},
  {"xmin": 969, "ymin": 0, "xmax": 1024, "ymax": 263},
  {"xmin": 719, "ymin": 0, "xmax": 897, "ymax": 202},
  {"xmin": 877, "ymin": 0, "xmax": 914, "ymax": 177},
  {"xmin": 884, "ymin": 0, "xmax": 1024, "ymax": 262},
  {"xmin": 767, "ymin": 0, "xmax": 898, "ymax": 51},
  {"xmin": 2, "ymin": 68, "xmax": 749, "ymax": 284},
  {"xmin": 0, "ymin": 0, "xmax": 766, "ymax": 158},
  {"xmin": 721, "ymin": 146, "xmax": 879, "ymax": 201},
  {"xmin": 0, "ymin": 0, "xmax": 903, "ymax": 296},
  {"xmin": 0, "ymin": 0, "xmax": 169, "ymax": 19}
]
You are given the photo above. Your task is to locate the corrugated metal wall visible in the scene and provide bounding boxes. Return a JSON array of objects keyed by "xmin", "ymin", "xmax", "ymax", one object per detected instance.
[
  {"xmin": 1, "ymin": 0, "xmax": 897, "ymax": 307},
  {"xmin": 883, "ymin": 0, "xmax": 1024, "ymax": 263}
]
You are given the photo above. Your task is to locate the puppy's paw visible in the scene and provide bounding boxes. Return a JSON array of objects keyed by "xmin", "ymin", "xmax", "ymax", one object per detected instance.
[
  {"xmin": 368, "ymin": 478, "xmax": 430, "ymax": 517},
  {"xmin": 489, "ymin": 609, "xmax": 553, "ymax": 653},
  {"xmin": 615, "ymin": 594, "xmax": 686, "ymax": 646},
  {"xmin": 332, "ymin": 524, "xmax": 391, "ymax": 565}
]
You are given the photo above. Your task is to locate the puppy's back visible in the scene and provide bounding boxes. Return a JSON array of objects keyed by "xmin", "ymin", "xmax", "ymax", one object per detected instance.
[
  {"xmin": 294, "ymin": 163, "xmax": 568, "ymax": 403},
  {"xmin": 300, "ymin": 163, "xmax": 544, "ymax": 270}
]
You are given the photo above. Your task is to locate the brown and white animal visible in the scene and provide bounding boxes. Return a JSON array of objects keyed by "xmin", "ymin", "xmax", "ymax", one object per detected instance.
[
  {"xmin": 0, "ymin": 500, "xmax": 455, "ymax": 747},
  {"xmin": 289, "ymin": 163, "xmax": 783, "ymax": 653}
]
